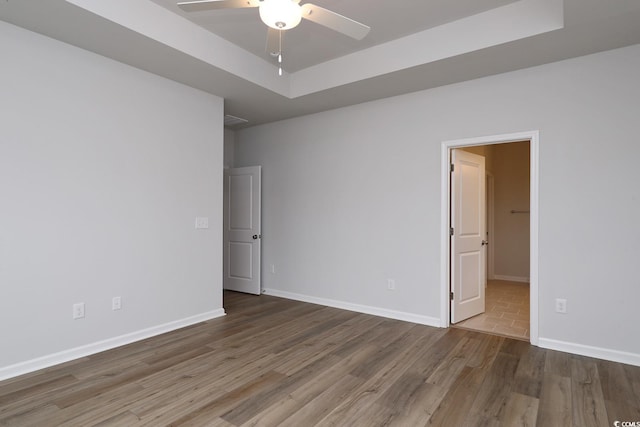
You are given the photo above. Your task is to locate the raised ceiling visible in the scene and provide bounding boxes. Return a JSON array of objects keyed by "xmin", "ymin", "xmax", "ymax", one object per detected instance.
[
  {"xmin": 148, "ymin": 0, "xmax": 518, "ymax": 72},
  {"xmin": 2, "ymin": 0, "xmax": 640, "ymax": 128}
]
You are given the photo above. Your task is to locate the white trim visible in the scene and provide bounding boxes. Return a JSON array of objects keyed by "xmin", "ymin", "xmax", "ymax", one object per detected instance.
[
  {"xmin": 440, "ymin": 130, "xmax": 540, "ymax": 346},
  {"xmin": 493, "ymin": 275, "xmax": 530, "ymax": 283},
  {"xmin": 538, "ymin": 338, "xmax": 640, "ymax": 367},
  {"xmin": 263, "ymin": 288, "xmax": 441, "ymax": 327},
  {"xmin": 529, "ymin": 133, "xmax": 540, "ymax": 346},
  {"xmin": 0, "ymin": 309, "xmax": 226, "ymax": 382}
]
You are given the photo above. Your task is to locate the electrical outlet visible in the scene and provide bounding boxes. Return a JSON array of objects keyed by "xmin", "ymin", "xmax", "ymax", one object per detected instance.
[
  {"xmin": 195, "ymin": 217, "xmax": 209, "ymax": 229},
  {"xmin": 73, "ymin": 303, "xmax": 85, "ymax": 319},
  {"xmin": 387, "ymin": 279, "xmax": 396, "ymax": 290},
  {"xmin": 555, "ymin": 298, "xmax": 567, "ymax": 314},
  {"xmin": 112, "ymin": 296, "xmax": 122, "ymax": 311}
]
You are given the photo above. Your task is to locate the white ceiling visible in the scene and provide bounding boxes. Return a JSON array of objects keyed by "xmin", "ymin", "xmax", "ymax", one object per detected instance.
[{"xmin": 2, "ymin": 0, "xmax": 640, "ymax": 129}]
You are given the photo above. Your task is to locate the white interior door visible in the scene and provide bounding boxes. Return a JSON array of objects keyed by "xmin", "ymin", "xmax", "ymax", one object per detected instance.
[
  {"xmin": 224, "ymin": 166, "xmax": 261, "ymax": 295},
  {"xmin": 451, "ymin": 149, "xmax": 486, "ymax": 323}
]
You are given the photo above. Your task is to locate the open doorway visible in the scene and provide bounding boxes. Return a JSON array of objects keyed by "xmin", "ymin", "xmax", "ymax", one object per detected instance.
[
  {"xmin": 440, "ymin": 131, "xmax": 539, "ymax": 345},
  {"xmin": 454, "ymin": 142, "xmax": 530, "ymax": 340}
]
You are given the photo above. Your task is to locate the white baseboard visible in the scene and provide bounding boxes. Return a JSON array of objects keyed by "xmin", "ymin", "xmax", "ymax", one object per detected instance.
[
  {"xmin": 538, "ymin": 337, "xmax": 640, "ymax": 367},
  {"xmin": 493, "ymin": 275, "xmax": 530, "ymax": 283},
  {"xmin": 263, "ymin": 288, "xmax": 442, "ymax": 328},
  {"xmin": 0, "ymin": 309, "xmax": 226, "ymax": 382}
]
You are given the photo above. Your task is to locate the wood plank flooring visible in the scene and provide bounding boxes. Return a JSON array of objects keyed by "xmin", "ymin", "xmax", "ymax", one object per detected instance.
[{"xmin": 1, "ymin": 291, "xmax": 639, "ymax": 426}]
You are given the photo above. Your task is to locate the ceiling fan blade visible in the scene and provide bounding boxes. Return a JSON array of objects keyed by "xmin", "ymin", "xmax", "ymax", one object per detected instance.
[
  {"xmin": 300, "ymin": 3, "xmax": 370, "ymax": 40},
  {"xmin": 177, "ymin": 0, "xmax": 260, "ymax": 12},
  {"xmin": 266, "ymin": 28, "xmax": 281, "ymax": 54}
]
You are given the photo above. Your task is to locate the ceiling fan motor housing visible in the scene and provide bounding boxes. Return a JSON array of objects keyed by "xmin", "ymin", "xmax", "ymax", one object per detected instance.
[{"xmin": 259, "ymin": 0, "xmax": 302, "ymax": 30}]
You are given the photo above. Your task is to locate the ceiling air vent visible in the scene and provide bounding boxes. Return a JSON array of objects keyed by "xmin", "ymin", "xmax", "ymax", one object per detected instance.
[{"xmin": 224, "ymin": 114, "xmax": 249, "ymax": 127}]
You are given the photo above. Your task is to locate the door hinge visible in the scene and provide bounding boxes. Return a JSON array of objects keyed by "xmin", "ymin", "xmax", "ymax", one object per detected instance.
[
  {"xmin": 450, "ymin": 292, "xmax": 454, "ymax": 301},
  {"xmin": 450, "ymin": 227, "xmax": 454, "ymax": 236},
  {"xmin": 450, "ymin": 164, "xmax": 455, "ymax": 173}
]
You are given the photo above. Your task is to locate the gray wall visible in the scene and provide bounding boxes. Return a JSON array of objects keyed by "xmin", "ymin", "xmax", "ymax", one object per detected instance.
[
  {"xmin": 224, "ymin": 128, "xmax": 235, "ymax": 169},
  {"xmin": 0, "ymin": 22, "xmax": 224, "ymax": 373},
  {"xmin": 492, "ymin": 142, "xmax": 530, "ymax": 280},
  {"xmin": 235, "ymin": 43, "xmax": 640, "ymax": 359}
]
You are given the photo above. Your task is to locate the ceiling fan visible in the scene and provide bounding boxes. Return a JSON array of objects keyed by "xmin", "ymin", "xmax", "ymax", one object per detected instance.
[{"xmin": 177, "ymin": 0, "xmax": 371, "ymax": 71}]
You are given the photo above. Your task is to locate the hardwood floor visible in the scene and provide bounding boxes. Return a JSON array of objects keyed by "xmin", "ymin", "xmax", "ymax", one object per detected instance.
[{"xmin": 1, "ymin": 291, "xmax": 639, "ymax": 426}]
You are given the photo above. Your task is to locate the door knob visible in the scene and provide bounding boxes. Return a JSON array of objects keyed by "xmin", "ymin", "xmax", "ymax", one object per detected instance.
[
  {"xmin": 252, "ymin": 235, "xmax": 258, "ymax": 240},
  {"xmin": 481, "ymin": 240, "xmax": 488, "ymax": 246}
]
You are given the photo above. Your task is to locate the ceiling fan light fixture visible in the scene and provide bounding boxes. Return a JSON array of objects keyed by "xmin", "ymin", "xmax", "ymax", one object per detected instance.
[{"xmin": 259, "ymin": 0, "xmax": 302, "ymax": 30}]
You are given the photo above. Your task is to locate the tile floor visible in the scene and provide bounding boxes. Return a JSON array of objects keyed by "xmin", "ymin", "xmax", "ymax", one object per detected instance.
[{"xmin": 454, "ymin": 279, "xmax": 530, "ymax": 341}]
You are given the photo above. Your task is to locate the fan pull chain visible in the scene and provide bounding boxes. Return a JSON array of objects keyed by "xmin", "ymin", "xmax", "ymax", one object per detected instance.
[{"xmin": 278, "ymin": 29, "xmax": 283, "ymax": 76}]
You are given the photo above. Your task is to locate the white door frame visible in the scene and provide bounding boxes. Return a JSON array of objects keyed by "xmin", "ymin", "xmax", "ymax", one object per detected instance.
[{"xmin": 440, "ymin": 131, "xmax": 539, "ymax": 345}]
